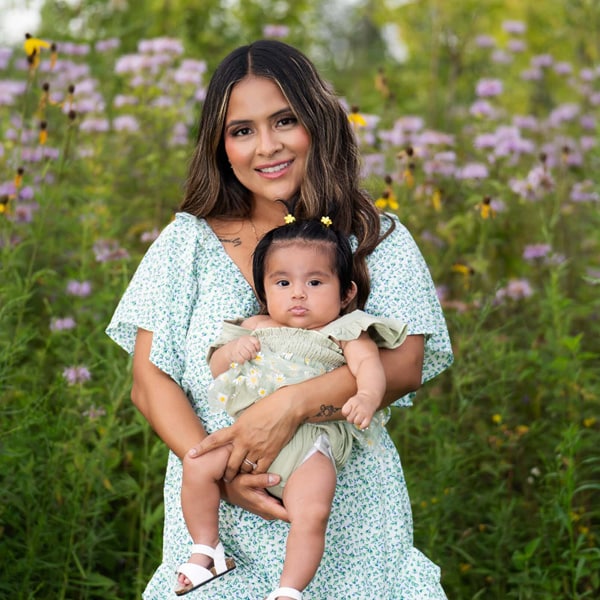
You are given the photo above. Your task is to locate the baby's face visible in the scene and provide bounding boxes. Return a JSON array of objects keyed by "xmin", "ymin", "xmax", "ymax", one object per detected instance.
[{"xmin": 262, "ymin": 242, "xmax": 343, "ymax": 330}]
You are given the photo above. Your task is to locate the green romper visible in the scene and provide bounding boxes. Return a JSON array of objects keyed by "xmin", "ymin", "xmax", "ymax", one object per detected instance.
[{"xmin": 207, "ymin": 309, "xmax": 407, "ymax": 498}]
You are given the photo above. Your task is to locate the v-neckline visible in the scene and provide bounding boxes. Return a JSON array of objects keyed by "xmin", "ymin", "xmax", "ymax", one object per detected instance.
[{"xmin": 201, "ymin": 218, "xmax": 257, "ymax": 295}]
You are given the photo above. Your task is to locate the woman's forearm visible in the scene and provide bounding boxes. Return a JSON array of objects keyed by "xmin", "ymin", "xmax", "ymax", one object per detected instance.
[
  {"xmin": 132, "ymin": 329, "xmax": 206, "ymax": 459},
  {"xmin": 294, "ymin": 334, "xmax": 425, "ymax": 424}
]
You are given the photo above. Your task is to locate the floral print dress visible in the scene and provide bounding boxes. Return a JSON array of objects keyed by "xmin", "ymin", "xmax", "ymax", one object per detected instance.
[{"xmin": 106, "ymin": 212, "xmax": 453, "ymax": 600}]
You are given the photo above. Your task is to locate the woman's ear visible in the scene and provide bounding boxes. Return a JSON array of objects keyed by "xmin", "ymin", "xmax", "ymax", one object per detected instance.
[{"xmin": 341, "ymin": 281, "xmax": 358, "ymax": 309}]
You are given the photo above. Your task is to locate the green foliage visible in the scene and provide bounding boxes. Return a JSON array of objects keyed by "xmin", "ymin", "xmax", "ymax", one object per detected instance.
[{"xmin": 1, "ymin": 1, "xmax": 599, "ymax": 598}]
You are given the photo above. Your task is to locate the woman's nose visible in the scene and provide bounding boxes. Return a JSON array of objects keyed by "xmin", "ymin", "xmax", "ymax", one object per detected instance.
[{"xmin": 257, "ymin": 129, "xmax": 283, "ymax": 156}]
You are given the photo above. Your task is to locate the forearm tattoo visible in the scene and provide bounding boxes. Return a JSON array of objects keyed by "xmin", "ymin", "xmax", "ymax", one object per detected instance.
[{"xmin": 314, "ymin": 404, "xmax": 341, "ymax": 418}]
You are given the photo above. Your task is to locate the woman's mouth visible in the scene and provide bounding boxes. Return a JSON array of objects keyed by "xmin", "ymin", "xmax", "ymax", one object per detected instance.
[{"xmin": 256, "ymin": 160, "xmax": 293, "ymax": 176}]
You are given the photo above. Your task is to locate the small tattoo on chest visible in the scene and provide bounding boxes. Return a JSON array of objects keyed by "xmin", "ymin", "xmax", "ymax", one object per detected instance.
[{"xmin": 218, "ymin": 236, "xmax": 242, "ymax": 247}]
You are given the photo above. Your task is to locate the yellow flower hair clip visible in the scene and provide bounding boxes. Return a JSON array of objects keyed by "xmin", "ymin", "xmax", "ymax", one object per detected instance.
[
  {"xmin": 284, "ymin": 213, "xmax": 296, "ymax": 224},
  {"xmin": 320, "ymin": 216, "xmax": 332, "ymax": 227}
]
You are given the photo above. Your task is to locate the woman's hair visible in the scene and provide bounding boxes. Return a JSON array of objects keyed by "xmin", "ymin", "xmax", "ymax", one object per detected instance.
[
  {"xmin": 180, "ymin": 39, "xmax": 394, "ymax": 308},
  {"xmin": 253, "ymin": 219, "xmax": 355, "ymax": 313}
]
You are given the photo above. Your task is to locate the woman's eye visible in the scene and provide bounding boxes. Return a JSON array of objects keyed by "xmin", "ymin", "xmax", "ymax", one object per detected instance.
[
  {"xmin": 232, "ymin": 126, "xmax": 251, "ymax": 137},
  {"xmin": 277, "ymin": 116, "xmax": 297, "ymax": 127}
]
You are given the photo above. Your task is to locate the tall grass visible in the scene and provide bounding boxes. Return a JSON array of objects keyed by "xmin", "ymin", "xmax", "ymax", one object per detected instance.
[{"xmin": 0, "ymin": 25, "xmax": 598, "ymax": 599}]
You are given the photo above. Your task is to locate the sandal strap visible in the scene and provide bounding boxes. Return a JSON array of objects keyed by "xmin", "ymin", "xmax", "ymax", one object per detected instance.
[
  {"xmin": 189, "ymin": 541, "xmax": 229, "ymax": 575},
  {"xmin": 266, "ymin": 587, "xmax": 303, "ymax": 600},
  {"xmin": 176, "ymin": 562, "xmax": 214, "ymax": 587}
]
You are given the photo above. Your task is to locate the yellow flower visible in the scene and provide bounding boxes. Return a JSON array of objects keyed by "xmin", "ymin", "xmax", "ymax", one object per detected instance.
[
  {"xmin": 39, "ymin": 121, "xmax": 48, "ymax": 145},
  {"xmin": 320, "ymin": 216, "xmax": 332, "ymax": 227},
  {"xmin": 432, "ymin": 188, "xmax": 442, "ymax": 212},
  {"xmin": 14, "ymin": 167, "xmax": 24, "ymax": 189},
  {"xmin": 348, "ymin": 105, "xmax": 367, "ymax": 128},
  {"xmin": 515, "ymin": 425, "xmax": 529, "ymax": 436},
  {"xmin": 402, "ymin": 166, "xmax": 415, "ymax": 188},
  {"xmin": 583, "ymin": 417, "xmax": 596, "ymax": 428},
  {"xmin": 477, "ymin": 196, "xmax": 495, "ymax": 219},
  {"xmin": 459, "ymin": 563, "xmax": 472, "ymax": 574},
  {"xmin": 492, "ymin": 413, "xmax": 503, "ymax": 425},
  {"xmin": 24, "ymin": 33, "xmax": 51, "ymax": 57},
  {"xmin": 284, "ymin": 213, "xmax": 296, "ymax": 224}
]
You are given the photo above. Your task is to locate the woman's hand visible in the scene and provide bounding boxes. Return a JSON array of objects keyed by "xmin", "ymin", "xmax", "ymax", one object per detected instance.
[
  {"xmin": 219, "ymin": 473, "xmax": 289, "ymax": 522},
  {"xmin": 189, "ymin": 387, "xmax": 302, "ymax": 482}
]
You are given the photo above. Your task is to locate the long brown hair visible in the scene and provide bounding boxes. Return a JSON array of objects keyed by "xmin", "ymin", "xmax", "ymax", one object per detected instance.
[{"xmin": 180, "ymin": 40, "xmax": 394, "ymax": 308}]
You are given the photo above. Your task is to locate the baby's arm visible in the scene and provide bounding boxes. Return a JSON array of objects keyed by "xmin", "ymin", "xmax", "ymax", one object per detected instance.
[{"xmin": 340, "ymin": 332, "xmax": 386, "ymax": 429}]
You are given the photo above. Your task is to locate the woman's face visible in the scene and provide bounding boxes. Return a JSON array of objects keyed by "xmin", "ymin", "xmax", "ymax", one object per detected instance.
[{"xmin": 223, "ymin": 76, "xmax": 310, "ymax": 207}]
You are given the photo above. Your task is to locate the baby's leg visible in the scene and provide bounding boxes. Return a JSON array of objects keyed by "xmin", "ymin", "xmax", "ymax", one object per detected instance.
[
  {"xmin": 278, "ymin": 451, "xmax": 336, "ymax": 593},
  {"xmin": 179, "ymin": 445, "xmax": 231, "ymax": 581}
]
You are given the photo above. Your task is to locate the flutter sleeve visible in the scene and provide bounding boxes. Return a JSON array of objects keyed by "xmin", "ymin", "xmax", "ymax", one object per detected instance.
[
  {"xmin": 366, "ymin": 214, "xmax": 453, "ymax": 406},
  {"xmin": 105, "ymin": 213, "xmax": 204, "ymax": 386}
]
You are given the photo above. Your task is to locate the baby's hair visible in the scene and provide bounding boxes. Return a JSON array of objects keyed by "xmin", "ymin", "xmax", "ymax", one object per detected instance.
[{"xmin": 253, "ymin": 219, "xmax": 356, "ymax": 312}]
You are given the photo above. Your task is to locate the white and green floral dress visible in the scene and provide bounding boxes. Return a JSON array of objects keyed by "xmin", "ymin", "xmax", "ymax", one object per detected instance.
[{"xmin": 106, "ymin": 212, "xmax": 453, "ymax": 599}]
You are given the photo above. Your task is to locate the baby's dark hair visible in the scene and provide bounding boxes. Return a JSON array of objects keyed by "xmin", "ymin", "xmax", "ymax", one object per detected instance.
[{"xmin": 253, "ymin": 219, "xmax": 357, "ymax": 312}]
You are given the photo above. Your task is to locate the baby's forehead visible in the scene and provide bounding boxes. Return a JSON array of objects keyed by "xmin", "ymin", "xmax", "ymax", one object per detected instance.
[{"xmin": 266, "ymin": 239, "xmax": 337, "ymax": 267}]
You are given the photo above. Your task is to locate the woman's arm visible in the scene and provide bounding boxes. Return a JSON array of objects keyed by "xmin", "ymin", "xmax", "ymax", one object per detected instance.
[
  {"xmin": 132, "ymin": 328, "xmax": 206, "ymax": 459},
  {"xmin": 190, "ymin": 334, "xmax": 425, "ymax": 482},
  {"xmin": 132, "ymin": 328, "xmax": 288, "ymax": 520}
]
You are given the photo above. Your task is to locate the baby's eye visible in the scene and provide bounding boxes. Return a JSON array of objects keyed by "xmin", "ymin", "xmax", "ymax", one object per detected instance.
[
  {"xmin": 276, "ymin": 280, "xmax": 290, "ymax": 287},
  {"xmin": 307, "ymin": 280, "xmax": 322, "ymax": 286}
]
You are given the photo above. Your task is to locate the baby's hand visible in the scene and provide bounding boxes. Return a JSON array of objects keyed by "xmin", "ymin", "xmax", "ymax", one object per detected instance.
[
  {"xmin": 341, "ymin": 391, "xmax": 380, "ymax": 430},
  {"xmin": 229, "ymin": 335, "xmax": 261, "ymax": 365}
]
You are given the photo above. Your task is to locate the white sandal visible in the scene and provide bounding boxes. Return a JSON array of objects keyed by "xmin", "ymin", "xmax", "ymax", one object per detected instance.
[
  {"xmin": 174, "ymin": 541, "xmax": 236, "ymax": 596},
  {"xmin": 265, "ymin": 587, "xmax": 303, "ymax": 600}
]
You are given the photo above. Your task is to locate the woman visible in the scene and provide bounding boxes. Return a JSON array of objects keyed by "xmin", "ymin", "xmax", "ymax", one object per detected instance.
[{"xmin": 106, "ymin": 40, "xmax": 453, "ymax": 599}]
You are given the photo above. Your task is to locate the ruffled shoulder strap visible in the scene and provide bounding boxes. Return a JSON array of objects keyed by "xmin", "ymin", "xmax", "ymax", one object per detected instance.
[{"xmin": 320, "ymin": 310, "xmax": 407, "ymax": 349}]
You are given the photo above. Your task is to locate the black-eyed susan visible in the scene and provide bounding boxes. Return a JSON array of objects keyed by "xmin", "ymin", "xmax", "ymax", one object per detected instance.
[
  {"xmin": 39, "ymin": 121, "xmax": 48, "ymax": 145},
  {"xmin": 452, "ymin": 262, "xmax": 474, "ymax": 289},
  {"xmin": 50, "ymin": 42, "xmax": 58, "ymax": 70},
  {"xmin": 24, "ymin": 33, "xmax": 51, "ymax": 70},
  {"xmin": 14, "ymin": 167, "xmax": 24, "ymax": 189},
  {"xmin": 477, "ymin": 196, "xmax": 495, "ymax": 219},
  {"xmin": 0, "ymin": 196, "xmax": 10, "ymax": 215},
  {"xmin": 61, "ymin": 84, "xmax": 76, "ymax": 110},
  {"xmin": 348, "ymin": 105, "xmax": 367, "ymax": 128}
]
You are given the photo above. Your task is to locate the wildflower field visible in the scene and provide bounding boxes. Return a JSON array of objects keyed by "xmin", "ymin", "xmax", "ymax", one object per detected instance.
[{"xmin": 1, "ymin": 5, "xmax": 599, "ymax": 599}]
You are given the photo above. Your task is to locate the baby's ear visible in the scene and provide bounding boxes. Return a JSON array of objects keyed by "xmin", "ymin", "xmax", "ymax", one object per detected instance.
[{"xmin": 341, "ymin": 281, "xmax": 358, "ymax": 309}]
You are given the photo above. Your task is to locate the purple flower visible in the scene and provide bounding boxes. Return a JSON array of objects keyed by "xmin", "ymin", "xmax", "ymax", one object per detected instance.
[
  {"xmin": 50, "ymin": 316, "xmax": 77, "ymax": 331},
  {"xmin": 521, "ymin": 67, "xmax": 543, "ymax": 81},
  {"xmin": 93, "ymin": 239, "xmax": 130, "ymax": 262},
  {"xmin": 476, "ymin": 78, "xmax": 503, "ymax": 97},
  {"xmin": 95, "ymin": 38, "xmax": 120, "ymax": 52},
  {"xmin": 553, "ymin": 61, "xmax": 573, "ymax": 76},
  {"xmin": 80, "ymin": 117, "xmax": 110, "ymax": 133},
  {"xmin": 502, "ymin": 20, "xmax": 526, "ymax": 35},
  {"xmin": 456, "ymin": 163, "xmax": 489, "ymax": 180},
  {"xmin": 66, "ymin": 280, "xmax": 92, "ymax": 297},
  {"xmin": 470, "ymin": 99, "xmax": 498, "ymax": 118},
  {"xmin": 475, "ymin": 35, "xmax": 496, "ymax": 49},
  {"xmin": 83, "ymin": 404, "xmax": 107, "ymax": 419},
  {"xmin": 580, "ymin": 114, "xmax": 596, "ymax": 130},
  {"xmin": 112, "ymin": 115, "xmax": 140, "ymax": 132},
  {"xmin": 523, "ymin": 243, "xmax": 552, "ymax": 260},
  {"xmin": 141, "ymin": 228, "xmax": 160, "ymax": 243},
  {"xmin": 548, "ymin": 103, "xmax": 580, "ymax": 127},
  {"xmin": 113, "ymin": 94, "xmax": 138, "ymax": 108},
  {"xmin": 531, "ymin": 54, "xmax": 554, "ymax": 68},
  {"xmin": 492, "ymin": 50, "xmax": 513, "ymax": 64},
  {"xmin": 570, "ymin": 180, "xmax": 599, "ymax": 202},
  {"xmin": 63, "ymin": 366, "xmax": 91, "ymax": 385},
  {"xmin": 507, "ymin": 39, "xmax": 526, "ymax": 53},
  {"xmin": 262, "ymin": 24, "xmax": 290, "ymax": 38},
  {"xmin": 496, "ymin": 279, "xmax": 534, "ymax": 303}
]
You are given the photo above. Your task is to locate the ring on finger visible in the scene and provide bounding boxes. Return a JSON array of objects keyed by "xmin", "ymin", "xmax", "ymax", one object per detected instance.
[{"xmin": 243, "ymin": 457, "xmax": 258, "ymax": 470}]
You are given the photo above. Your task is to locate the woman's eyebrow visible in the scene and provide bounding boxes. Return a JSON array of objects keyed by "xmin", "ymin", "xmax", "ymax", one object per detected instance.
[{"xmin": 225, "ymin": 108, "xmax": 292, "ymax": 129}]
